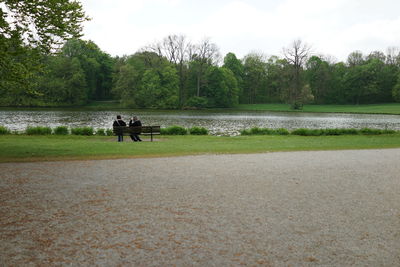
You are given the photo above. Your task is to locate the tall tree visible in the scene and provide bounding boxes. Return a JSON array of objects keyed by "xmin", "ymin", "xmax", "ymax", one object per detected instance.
[
  {"xmin": 305, "ymin": 55, "xmax": 333, "ymax": 104},
  {"xmin": 145, "ymin": 34, "xmax": 193, "ymax": 106},
  {"xmin": 61, "ymin": 39, "xmax": 114, "ymax": 100},
  {"xmin": 223, "ymin": 52, "xmax": 244, "ymax": 99},
  {"xmin": 0, "ymin": 0, "xmax": 89, "ymax": 105},
  {"xmin": 191, "ymin": 38, "xmax": 220, "ymax": 97},
  {"xmin": 205, "ymin": 66, "xmax": 239, "ymax": 107},
  {"xmin": 242, "ymin": 52, "xmax": 267, "ymax": 104},
  {"xmin": 347, "ymin": 51, "xmax": 364, "ymax": 67},
  {"xmin": 283, "ymin": 39, "xmax": 311, "ymax": 109},
  {"xmin": 111, "ymin": 51, "xmax": 179, "ymax": 109}
]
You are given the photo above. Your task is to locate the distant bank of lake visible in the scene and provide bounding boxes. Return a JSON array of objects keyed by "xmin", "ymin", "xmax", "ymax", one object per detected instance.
[{"xmin": 1, "ymin": 109, "xmax": 399, "ymax": 135}]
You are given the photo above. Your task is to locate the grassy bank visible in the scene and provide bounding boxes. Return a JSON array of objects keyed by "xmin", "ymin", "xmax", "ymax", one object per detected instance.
[
  {"xmin": 2, "ymin": 102, "xmax": 399, "ymax": 115},
  {"xmin": 1, "ymin": 134, "xmax": 399, "ymax": 163},
  {"xmin": 237, "ymin": 103, "xmax": 400, "ymax": 114}
]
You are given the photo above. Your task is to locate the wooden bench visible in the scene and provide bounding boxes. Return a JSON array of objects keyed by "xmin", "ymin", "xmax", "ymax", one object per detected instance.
[{"xmin": 113, "ymin": 126, "xmax": 161, "ymax": 141}]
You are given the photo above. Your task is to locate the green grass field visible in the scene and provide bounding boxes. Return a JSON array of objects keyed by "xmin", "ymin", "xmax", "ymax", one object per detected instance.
[
  {"xmin": 2, "ymin": 102, "xmax": 399, "ymax": 114},
  {"xmin": 1, "ymin": 134, "xmax": 399, "ymax": 163},
  {"xmin": 236, "ymin": 103, "xmax": 400, "ymax": 114}
]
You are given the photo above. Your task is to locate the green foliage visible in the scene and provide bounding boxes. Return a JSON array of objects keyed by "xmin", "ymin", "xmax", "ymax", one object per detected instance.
[
  {"xmin": 240, "ymin": 127, "xmax": 290, "ymax": 135},
  {"xmin": 184, "ymin": 96, "xmax": 209, "ymax": 109},
  {"xmin": 26, "ymin": 126, "xmax": 52, "ymax": 135},
  {"xmin": 160, "ymin": 125, "xmax": 188, "ymax": 135},
  {"xmin": 291, "ymin": 128, "xmax": 396, "ymax": 136},
  {"xmin": 242, "ymin": 53, "xmax": 268, "ymax": 104},
  {"xmin": 241, "ymin": 127, "xmax": 397, "ymax": 136},
  {"xmin": 291, "ymin": 128, "xmax": 322, "ymax": 136},
  {"xmin": 223, "ymin": 52, "xmax": 244, "ymax": 98},
  {"xmin": 0, "ymin": 0, "xmax": 88, "ymax": 106},
  {"xmin": 359, "ymin": 128, "xmax": 396, "ymax": 135},
  {"xmin": 276, "ymin": 128, "xmax": 291, "ymax": 135},
  {"xmin": 112, "ymin": 52, "xmax": 179, "ymax": 109},
  {"xmin": 189, "ymin": 127, "xmax": 209, "ymax": 135},
  {"xmin": 392, "ymin": 73, "xmax": 400, "ymax": 102},
  {"xmin": 0, "ymin": 126, "xmax": 11, "ymax": 135},
  {"xmin": 96, "ymin": 128, "xmax": 106, "ymax": 136},
  {"xmin": 54, "ymin": 126, "xmax": 69, "ymax": 135},
  {"xmin": 71, "ymin": 127, "xmax": 94, "ymax": 136},
  {"xmin": 205, "ymin": 66, "xmax": 239, "ymax": 107},
  {"xmin": 106, "ymin": 129, "xmax": 113, "ymax": 136}
]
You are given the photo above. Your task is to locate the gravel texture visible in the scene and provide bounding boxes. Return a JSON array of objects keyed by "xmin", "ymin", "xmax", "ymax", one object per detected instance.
[{"xmin": 1, "ymin": 149, "xmax": 399, "ymax": 266}]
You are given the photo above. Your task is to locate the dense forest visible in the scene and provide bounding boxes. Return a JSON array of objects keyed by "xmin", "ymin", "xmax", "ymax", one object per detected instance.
[{"xmin": 1, "ymin": 1, "xmax": 400, "ymax": 109}]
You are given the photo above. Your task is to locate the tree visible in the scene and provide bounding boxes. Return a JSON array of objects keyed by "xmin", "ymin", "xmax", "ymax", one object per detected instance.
[
  {"xmin": 305, "ymin": 55, "xmax": 333, "ymax": 104},
  {"xmin": 111, "ymin": 51, "xmax": 180, "ymax": 108},
  {"xmin": 386, "ymin": 47, "xmax": 400, "ymax": 66},
  {"xmin": 347, "ymin": 51, "xmax": 364, "ymax": 67},
  {"xmin": 393, "ymin": 73, "xmax": 400, "ymax": 102},
  {"xmin": 223, "ymin": 52, "xmax": 244, "ymax": 99},
  {"xmin": 283, "ymin": 39, "xmax": 311, "ymax": 109},
  {"xmin": 144, "ymin": 34, "xmax": 193, "ymax": 106},
  {"xmin": 61, "ymin": 39, "xmax": 114, "ymax": 100},
  {"xmin": 0, "ymin": 0, "xmax": 88, "ymax": 105},
  {"xmin": 242, "ymin": 52, "xmax": 267, "ymax": 104},
  {"xmin": 36, "ymin": 55, "xmax": 87, "ymax": 105},
  {"xmin": 191, "ymin": 38, "xmax": 220, "ymax": 97},
  {"xmin": 265, "ymin": 56, "xmax": 290, "ymax": 103},
  {"xmin": 205, "ymin": 66, "xmax": 239, "ymax": 107}
]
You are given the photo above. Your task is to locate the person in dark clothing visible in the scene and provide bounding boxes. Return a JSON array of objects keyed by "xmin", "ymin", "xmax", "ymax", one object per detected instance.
[
  {"xmin": 113, "ymin": 115, "xmax": 126, "ymax": 142},
  {"xmin": 129, "ymin": 116, "xmax": 142, "ymax": 142}
]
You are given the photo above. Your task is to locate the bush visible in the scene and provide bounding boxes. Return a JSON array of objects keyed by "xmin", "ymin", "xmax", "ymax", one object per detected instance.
[
  {"xmin": 336, "ymin": 128, "xmax": 359, "ymax": 135},
  {"xmin": 161, "ymin": 125, "xmax": 188, "ymax": 135},
  {"xmin": 96, "ymin": 128, "xmax": 106, "ymax": 136},
  {"xmin": 382, "ymin": 129, "xmax": 396, "ymax": 134},
  {"xmin": 54, "ymin": 126, "xmax": 69, "ymax": 135},
  {"xmin": 250, "ymin": 127, "xmax": 272, "ymax": 135},
  {"xmin": 71, "ymin": 127, "xmax": 94, "ymax": 136},
  {"xmin": 26, "ymin": 126, "xmax": 52, "ymax": 135},
  {"xmin": 189, "ymin": 126, "xmax": 208, "ymax": 135},
  {"xmin": 275, "ymin": 128, "xmax": 290, "ymax": 135},
  {"xmin": 184, "ymin": 96, "xmax": 208, "ymax": 109},
  {"xmin": 360, "ymin": 128, "xmax": 382, "ymax": 135},
  {"xmin": 240, "ymin": 129, "xmax": 251, "ymax": 135},
  {"xmin": 0, "ymin": 126, "xmax": 10, "ymax": 135},
  {"xmin": 106, "ymin": 128, "xmax": 114, "ymax": 136},
  {"xmin": 240, "ymin": 127, "xmax": 290, "ymax": 136},
  {"xmin": 291, "ymin": 128, "xmax": 322, "ymax": 136}
]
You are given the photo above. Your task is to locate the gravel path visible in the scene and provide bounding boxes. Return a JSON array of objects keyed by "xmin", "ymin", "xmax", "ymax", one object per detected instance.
[{"xmin": 1, "ymin": 149, "xmax": 399, "ymax": 266}]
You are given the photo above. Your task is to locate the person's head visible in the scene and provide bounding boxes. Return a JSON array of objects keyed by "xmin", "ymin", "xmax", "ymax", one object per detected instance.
[{"xmin": 117, "ymin": 115, "xmax": 121, "ymax": 120}]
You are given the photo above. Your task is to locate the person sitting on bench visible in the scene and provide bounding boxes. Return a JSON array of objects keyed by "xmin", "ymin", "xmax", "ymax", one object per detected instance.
[
  {"xmin": 113, "ymin": 115, "xmax": 126, "ymax": 142},
  {"xmin": 129, "ymin": 116, "xmax": 142, "ymax": 142}
]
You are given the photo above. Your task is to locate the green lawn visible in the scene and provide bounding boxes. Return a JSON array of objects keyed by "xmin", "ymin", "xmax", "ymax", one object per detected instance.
[
  {"xmin": 2, "ymin": 102, "xmax": 399, "ymax": 114},
  {"xmin": 236, "ymin": 103, "xmax": 400, "ymax": 114},
  {"xmin": 1, "ymin": 134, "xmax": 399, "ymax": 163}
]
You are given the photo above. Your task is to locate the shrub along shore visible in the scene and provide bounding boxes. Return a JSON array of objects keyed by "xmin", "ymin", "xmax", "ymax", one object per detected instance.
[{"xmin": 0, "ymin": 125, "xmax": 397, "ymax": 137}]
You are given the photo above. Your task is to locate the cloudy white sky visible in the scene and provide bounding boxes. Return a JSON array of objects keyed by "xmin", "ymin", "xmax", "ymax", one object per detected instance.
[{"xmin": 80, "ymin": 0, "xmax": 400, "ymax": 62}]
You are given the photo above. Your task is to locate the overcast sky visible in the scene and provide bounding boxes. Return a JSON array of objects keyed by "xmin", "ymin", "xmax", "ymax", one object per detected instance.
[{"xmin": 80, "ymin": 0, "xmax": 400, "ymax": 62}]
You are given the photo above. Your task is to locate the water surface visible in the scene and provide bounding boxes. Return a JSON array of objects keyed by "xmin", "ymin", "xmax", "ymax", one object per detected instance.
[{"xmin": 1, "ymin": 109, "xmax": 399, "ymax": 135}]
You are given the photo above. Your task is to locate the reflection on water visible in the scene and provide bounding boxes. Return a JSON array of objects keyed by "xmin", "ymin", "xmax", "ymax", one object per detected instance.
[{"xmin": 1, "ymin": 109, "xmax": 399, "ymax": 135}]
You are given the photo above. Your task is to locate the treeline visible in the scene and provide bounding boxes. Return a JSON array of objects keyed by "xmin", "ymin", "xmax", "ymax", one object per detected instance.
[{"xmin": 2, "ymin": 35, "xmax": 400, "ymax": 108}]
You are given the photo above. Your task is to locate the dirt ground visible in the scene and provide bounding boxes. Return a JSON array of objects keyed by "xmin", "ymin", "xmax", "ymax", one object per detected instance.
[{"xmin": 1, "ymin": 149, "xmax": 399, "ymax": 266}]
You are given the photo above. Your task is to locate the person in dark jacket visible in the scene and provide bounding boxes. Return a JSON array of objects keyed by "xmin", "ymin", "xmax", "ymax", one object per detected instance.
[
  {"xmin": 129, "ymin": 116, "xmax": 142, "ymax": 142},
  {"xmin": 113, "ymin": 115, "xmax": 126, "ymax": 142}
]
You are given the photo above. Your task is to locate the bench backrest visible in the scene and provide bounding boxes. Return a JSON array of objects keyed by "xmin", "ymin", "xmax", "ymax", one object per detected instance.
[{"xmin": 113, "ymin": 126, "xmax": 160, "ymax": 135}]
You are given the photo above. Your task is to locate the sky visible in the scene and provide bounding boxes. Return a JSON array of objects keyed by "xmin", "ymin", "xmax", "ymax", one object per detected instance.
[{"xmin": 80, "ymin": 0, "xmax": 400, "ymax": 62}]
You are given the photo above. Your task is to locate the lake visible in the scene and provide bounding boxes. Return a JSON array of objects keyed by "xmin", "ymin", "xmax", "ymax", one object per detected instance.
[{"xmin": 1, "ymin": 109, "xmax": 400, "ymax": 135}]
